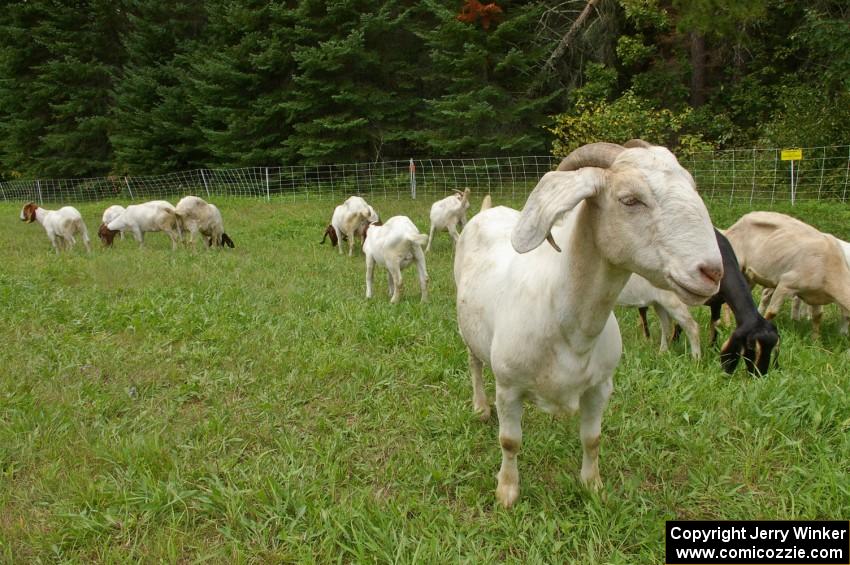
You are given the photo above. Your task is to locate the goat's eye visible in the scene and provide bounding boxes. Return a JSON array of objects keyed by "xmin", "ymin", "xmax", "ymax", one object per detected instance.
[{"xmin": 619, "ymin": 196, "xmax": 643, "ymax": 207}]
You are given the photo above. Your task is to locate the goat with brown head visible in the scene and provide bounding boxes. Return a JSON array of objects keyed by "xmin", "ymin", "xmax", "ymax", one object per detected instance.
[
  {"xmin": 98, "ymin": 223, "xmax": 120, "ymax": 246},
  {"xmin": 320, "ymin": 224, "xmax": 339, "ymax": 246},
  {"xmin": 20, "ymin": 202, "xmax": 39, "ymax": 223}
]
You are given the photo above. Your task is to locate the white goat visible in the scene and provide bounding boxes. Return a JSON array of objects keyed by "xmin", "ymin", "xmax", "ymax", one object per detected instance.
[
  {"xmin": 455, "ymin": 142, "xmax": 722, "ymax": 507},
  {"xmin": 105, "ymin": 200, "xmax": 181, "ymax": 250},
  {"xmin": 364, "ymin": 216, "xmax": 429, "ymax": 304},
  {"xmin": 759, "ymin": 237, "xmax": 850, "ymax": 334},
  {"xmin": 725, "ymin": 211, "xmax": 850, "ymax": 339},
  {"xmin": 98, "ymin": 205, "xmax": 126, "ymax": 245},
  {"xmin": 175, "ymin": 196, "xmax": 233, "ymax": 248},
  {"xmin": 426, "ymin": 188, "xmax": 470, "ymax": 252},
  {"xmin": 20, "ymin": 202, "xmax": 91, "ymax": 253},
  {"xmin": 617, "ymin": 274, "xmax": 702, "ymax": 358},
  {"xmin": 322, "ymin": 196, "xmax": 379, "ymax": 256}
]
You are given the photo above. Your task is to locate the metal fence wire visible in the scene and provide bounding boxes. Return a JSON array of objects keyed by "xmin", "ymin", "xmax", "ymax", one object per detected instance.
[{"xmin": 2, "ymin": 146, "xmax": 848, "ymax": 205}]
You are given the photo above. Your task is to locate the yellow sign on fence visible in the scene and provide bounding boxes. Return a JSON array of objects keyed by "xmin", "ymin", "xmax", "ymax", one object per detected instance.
[{"xmin": 781, "ymin": 148, "xmax": 803, "ymax": 161}]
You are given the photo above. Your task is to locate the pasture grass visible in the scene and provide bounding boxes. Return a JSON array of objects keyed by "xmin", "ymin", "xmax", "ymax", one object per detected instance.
[{"xmin": 1, "ymin": 196, "xmax": 849, "ymax": 563}]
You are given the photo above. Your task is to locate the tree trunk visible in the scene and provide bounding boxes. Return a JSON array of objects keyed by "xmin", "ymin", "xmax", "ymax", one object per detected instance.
[{"xmin": 690, "ymin": 32, "xmax": 706, "ymax": 107}]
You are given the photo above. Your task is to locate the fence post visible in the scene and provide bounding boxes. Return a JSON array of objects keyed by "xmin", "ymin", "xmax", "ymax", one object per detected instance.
[
  {"xmin": 265, "ymin": 167, "xmax": 270, "ymax": 202},
  {"xmin": 124, "ymin": 176, "xmax": 135, "ymax": 201},
  {"xmin": 200, "ymin": 169, "xmax": 211, "ymax": 198},
  {"xmin": 842, "ymin": 145, "xmax": 850, "ymax": 203},
  {"xmin": 409, "ymin": 158, "xmax": 416, "ymax": 199},
  {"xmin": 36, "ymin": 180, "xmax": 43, "ymax": 205}
]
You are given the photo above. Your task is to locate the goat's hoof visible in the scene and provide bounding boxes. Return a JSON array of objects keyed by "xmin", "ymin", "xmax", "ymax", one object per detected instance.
[
  {"xmin": 581, "ymin": 474, "xmax": 603, "ymax": 492},
  {"xmin": 496, "ymin": 481, "xmax": 519, "ymax": 508},
  {"xmin": 475, "ymin": 406, "xmax": 491, "ymax": 422}
]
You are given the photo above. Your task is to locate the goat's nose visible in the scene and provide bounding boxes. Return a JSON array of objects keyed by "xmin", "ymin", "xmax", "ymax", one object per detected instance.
[{"xmin": 698, "ymin": 262, "xmax": 723, "ymax": 285}]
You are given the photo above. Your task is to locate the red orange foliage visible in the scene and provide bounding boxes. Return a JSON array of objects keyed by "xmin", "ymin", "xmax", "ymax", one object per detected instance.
[{"xmin": 457, "ymin": 0, "xmax": 503, "ymax": 30}]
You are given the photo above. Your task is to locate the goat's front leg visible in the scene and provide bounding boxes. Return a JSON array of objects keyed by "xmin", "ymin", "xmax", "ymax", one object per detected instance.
[
  {"xmin": 495, "ymin": 384, "xmax": 523, "ymax": 508},
  {"xmin": 579, "ymin": 378, "xmax": 612, "ymax": 491},
  {"xmin": 348, "ymin": 232, "xmax": 355, "ymax": 257},
  {"xmin": 709, "ymin": 301, "xmax": 722, "ymax": 346},
  {"xmin": 365, "ymin": 255, "xmax": 375, "ymax": 299},
  {"xmin": 654, "ymin": 305, "xmax": 672, "ymax": 352},
  {"xmin": 132, "ymin": 228, "xmax": 144, "ymax": 248},
  {"xmin": 791, "ymin": 295, "xmax": 803, "ymax": 320},
  {"xmin": 810, "ymin": 304, "xmax": 823, "ymax": 339},
  {"xmin": 839, "ymin": 305, "xmax": 849, "ymax": 335},
  {"xmin": 763, "ymin": 284, "xmax": 794, "ymax": 323},
  {"xmin": 758, "ymin": 287, "xmax": 773, "ymax": 315}
]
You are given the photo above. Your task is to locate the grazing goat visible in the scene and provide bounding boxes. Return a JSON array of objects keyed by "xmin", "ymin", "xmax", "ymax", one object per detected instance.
[
  {"xmin": 426, "ymin": 188, "xmax": 470, "ymax": 252},
  {"xmin": 20, "ymin": 202, "xmax": 91, "ymax": 253},
  {"xmin": 364, "ymin": 216, "xmax": 429, "ymax": 303},
  {"xmin": 321, "ymin": 196, "xmax": 378, "ymax": 256},
  {"xmin": 639, "ymin": 230, "xmax": 780, "ymax": 375},
  {"xmin": 98, "ymin": 205, "xmax": 126, "ymax": 246},
  {"xmin": 618, "ymin": 274, "xmax": 702, "ymax": 358},
  {"xmin": 725, "ymin": 211, "xmax": 850, "ymax": 340},
  {"xmin": 175, "ymin": 196, "xmax": 234, "ymax": 248},
  {"xmin": 759, "ymin": 236, "xmax": 850, "ymax": 335},
  {"xmin": 455, "ymin": 142, "xmax": 722, "ymax": 507},
  {"xmin": 105, "ymin": 200, "xmax": 181, "ymax": 250}
]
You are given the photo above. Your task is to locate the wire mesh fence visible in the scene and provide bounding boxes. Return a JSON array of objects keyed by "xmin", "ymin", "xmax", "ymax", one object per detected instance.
[{"xmin": 2, "ymin": 146, "xmax": 848, "ymax": 205}]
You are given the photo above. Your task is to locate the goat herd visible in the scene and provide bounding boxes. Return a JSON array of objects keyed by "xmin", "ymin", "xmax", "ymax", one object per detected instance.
[
  {"xmin": 16, "ymin": 140, "xmax": 850, "ymax": 507},
  {"xmin": 19, "ymin": 195, "xmax": 234, "ymax": 253}
]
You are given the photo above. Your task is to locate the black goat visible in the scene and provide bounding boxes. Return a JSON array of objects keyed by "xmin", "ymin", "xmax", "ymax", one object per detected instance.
[{"xmin": 644, "ymin": 230, "xmax": 780, "ymax": 375}]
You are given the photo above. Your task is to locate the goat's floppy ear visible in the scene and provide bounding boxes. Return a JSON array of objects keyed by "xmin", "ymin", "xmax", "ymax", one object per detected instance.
[{"xmin": 511, "ymin": 169, "xmax": 605, "ymax": 254}]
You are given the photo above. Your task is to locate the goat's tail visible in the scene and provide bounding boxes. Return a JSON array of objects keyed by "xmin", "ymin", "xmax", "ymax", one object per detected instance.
[{"xmin": 480, "ymin": 194, "xmax": 492, "ymax": 212}]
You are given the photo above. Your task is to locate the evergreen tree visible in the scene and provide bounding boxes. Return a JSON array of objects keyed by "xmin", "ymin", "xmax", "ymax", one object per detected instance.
[
  {"xmin": 282, "ymin": 0, "xmax": 423, "ymax": 164},
  {"xmin": 110, "ymin": 0, "xmax": 209, "ymax": 174},
  {"xmin": 0, "ymin": 2, "xmax": 53, "ymax": 178},
  {"xmin": 34, "ymin": 1, "xmax": 125, "ymax": 177},
  {"xmin": 416, "ymin": 0, "xmax": 561, "ymax": 156},
  {"xmin": 184, "ymin": 1, "xmax": 299, "ymax": 168}
]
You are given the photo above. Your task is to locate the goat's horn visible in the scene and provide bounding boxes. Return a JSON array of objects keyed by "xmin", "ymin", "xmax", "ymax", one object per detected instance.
[
  {"xmin": 545, "ymin": 232, "xmax": 561, "ymax": 252},
  {"xmin": 623, "ymin": 139, "xmax": 653, "ymax": 148},
  {"xmin": 556, "ymin": 142, "xmax": 625, "ymax": 172}
]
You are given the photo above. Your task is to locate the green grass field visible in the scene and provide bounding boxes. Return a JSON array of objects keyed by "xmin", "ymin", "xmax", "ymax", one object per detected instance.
[{"xmin": 1, "ymin": 197, "xmax": 849, "ymax": 563}]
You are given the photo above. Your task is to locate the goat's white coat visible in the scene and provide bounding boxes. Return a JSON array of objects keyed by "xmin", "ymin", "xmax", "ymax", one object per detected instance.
[
  {"xmin": 426, "ymin": 189, "xmax": 470, "ymax": 252},
  {"xmin": 726, "ymin": 211, "xmax": 850, "ymax": 339},
  {"xmin": 101, "ymin": 205, "xmax": 126, "ymax": 240},
  {"xmin": 175, "ymin": 195, "xmax": 227, "ymax": 247},
  {"xmin": 759, "ymin": 236, "xmax": 850, "ymax": 335},
  {"xmin": 617, "ymin": 274, "xmax": 701, "ymax": 358},
  {"xmin": 20, "ymin": 203, "xmax": 91, "ymax": 253},
  {"xmin": 330, "ymin": 196, "xmax": 378, "ymax": 256},
  {"xmin": 455, "ymin": 145, "xmax": 722, "ymax": 507},
  {"xmin": 364, "ymin": 216, "xmax": 429, "ymax": 303},
  {"xmin": 106, "ymin": 200, "xmax": 181, "ymax": 250}
]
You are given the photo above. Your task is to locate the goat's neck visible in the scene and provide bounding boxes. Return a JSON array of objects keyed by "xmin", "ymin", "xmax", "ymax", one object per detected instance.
[
  {"xmin": 721, "ymin": 270, "xmax": 760, "ymax": 326},
  {"xmin": 550, "ymin": 202, "xmax": 631, "ymax": 339},
  {"xmin": 33, "ymin": 207, "xmax": 50, "ymax": 225}
]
